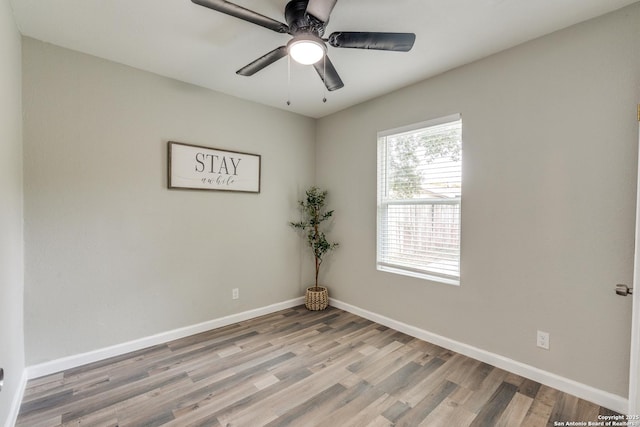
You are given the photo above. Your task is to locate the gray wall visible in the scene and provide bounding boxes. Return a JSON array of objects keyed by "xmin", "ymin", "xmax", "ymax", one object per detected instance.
[
  {"xmin": 315, "ymin": 3, "xmax": 640, "ymax": 397},
  {"xmin": 0, "ymin": 0, "xmax": 24, "ymax": 424},
  {"xmin": 22, "ymin": 38, "xmax": 316, "ymax": 365}
]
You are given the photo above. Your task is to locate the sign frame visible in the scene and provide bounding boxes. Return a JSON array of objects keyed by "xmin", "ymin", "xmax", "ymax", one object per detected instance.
[{"xmin": 168, "ymin": 141, "xmax": 261, "ymax": 193}]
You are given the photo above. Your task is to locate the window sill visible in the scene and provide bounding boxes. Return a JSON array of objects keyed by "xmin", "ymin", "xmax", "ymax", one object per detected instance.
[{"xmin": 377, "ymin": 265, "xmax": 460, "ymax": 287}]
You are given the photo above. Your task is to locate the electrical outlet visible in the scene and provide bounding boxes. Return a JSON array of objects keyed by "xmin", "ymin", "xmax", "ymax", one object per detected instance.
[
  {"xmin": 232, "ymin": 288, "xmax": 239, "ymax": 300},
  {"xmin": 537, "ymin": 330, "xmax": 550, "ymax": 350}
]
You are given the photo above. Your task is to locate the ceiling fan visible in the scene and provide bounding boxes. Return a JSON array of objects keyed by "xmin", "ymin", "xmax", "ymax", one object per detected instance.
[{"xmin": 191, "ymin": 0, "xmax": 416, "ymax": 91}]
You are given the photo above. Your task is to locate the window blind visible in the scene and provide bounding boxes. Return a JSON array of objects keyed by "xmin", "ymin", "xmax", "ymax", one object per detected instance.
[{"xmin": 377, "ymin": 115, "xmax": 462, "ymax": 284}]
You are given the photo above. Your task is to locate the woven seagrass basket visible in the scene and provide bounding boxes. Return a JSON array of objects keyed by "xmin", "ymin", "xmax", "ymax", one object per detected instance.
[{"xmin": 305, "ymin": 286, "xmax": 329, "ymax": 311}]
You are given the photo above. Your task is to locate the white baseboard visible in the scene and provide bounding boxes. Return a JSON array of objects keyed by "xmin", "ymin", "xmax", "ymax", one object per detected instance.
[
  {"xmin": 26, "ymin": 297, "xmax": 304, "ymax": 380},
  {"xmin": 5, "ymin": 369, "xmax": 27, "ymax": 427},
  {"xmin": 330, "ymin": 298, "xmax": 629, "ymax": 414}
]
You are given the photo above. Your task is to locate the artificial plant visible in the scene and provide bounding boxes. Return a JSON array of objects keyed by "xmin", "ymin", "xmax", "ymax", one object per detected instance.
[{"xmin": 290, "ymin": 187, "xmax": 339, "ymax": 290}]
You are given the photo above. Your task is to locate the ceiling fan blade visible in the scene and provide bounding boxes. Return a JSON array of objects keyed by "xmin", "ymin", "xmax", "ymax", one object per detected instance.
[
  {"xmin": 236, "ymin": 46, "xmax": 288, "ymax": 76},
  {"xmin": 191, "ymin": 0, "xmax": 289, "ymax": 33},
  {"xmin": 305, "ymin": 0, "xmax": 338, "ymax": 23},
  {"xmin": 328, "ymin": 32, "xmax": 416, "ymax": 52},
  {"xmin": 313, "ymin": 56, "xmax": 344, "ymax": 91}
]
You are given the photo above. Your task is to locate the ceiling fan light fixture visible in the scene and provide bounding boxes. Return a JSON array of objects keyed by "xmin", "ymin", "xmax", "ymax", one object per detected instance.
[{"xmin": 287, "ymin": 34, "xmax": 326, "ymax": 65}]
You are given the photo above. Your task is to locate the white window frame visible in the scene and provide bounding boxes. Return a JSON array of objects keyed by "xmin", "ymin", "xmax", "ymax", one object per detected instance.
[{"xmin": 377, "ymin": 114, "xmax": 462, "ymax": 286}]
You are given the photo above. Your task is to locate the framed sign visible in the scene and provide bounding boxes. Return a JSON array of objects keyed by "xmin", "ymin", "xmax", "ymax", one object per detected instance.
[{"xmin": 168, "ymin": 141, "xmax": 261, "ymax": 193}]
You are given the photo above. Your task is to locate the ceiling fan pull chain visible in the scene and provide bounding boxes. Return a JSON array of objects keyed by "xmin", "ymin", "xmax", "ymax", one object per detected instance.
[
  {"xmin": 322, "ymin": 55, "xmax": 327, "ymax": 103},
  {"xmin": 286, "ymin": 54, "xmax": 291, "ymax": 106}
]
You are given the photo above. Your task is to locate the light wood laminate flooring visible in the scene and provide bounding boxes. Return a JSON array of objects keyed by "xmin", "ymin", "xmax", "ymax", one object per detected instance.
[{"xmin": 16, "ymin": 306, "xmax": 620, "ymax": 426}]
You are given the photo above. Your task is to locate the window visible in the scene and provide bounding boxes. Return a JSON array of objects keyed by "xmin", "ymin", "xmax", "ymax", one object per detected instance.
[{"xmin": 377, "ymin": 114, "xmax": 462, "ymax": 285}]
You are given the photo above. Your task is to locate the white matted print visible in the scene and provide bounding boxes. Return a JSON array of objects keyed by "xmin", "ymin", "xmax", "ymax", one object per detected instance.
[{"xmin": 168, "ymin": 141, "xmax": 261, "ymax": 193}]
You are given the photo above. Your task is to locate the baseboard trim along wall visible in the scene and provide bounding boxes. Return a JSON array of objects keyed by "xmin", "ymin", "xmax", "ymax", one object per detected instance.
[
  {"xmin": 26, "ymin": 297, "xmax": 305, "ymax": 380},
  {"xmin": 24, "ymin": 296, "xmax": 628, "ymax": 415},
  {"xmin": 329, "ymin": 299, "xmax": 629, "ymax": 415}
]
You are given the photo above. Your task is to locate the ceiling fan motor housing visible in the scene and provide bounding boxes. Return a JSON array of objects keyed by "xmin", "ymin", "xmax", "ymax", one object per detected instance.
[{"xmin": 285, "ymin": 0, "xmax": 326, "ymax": 36}]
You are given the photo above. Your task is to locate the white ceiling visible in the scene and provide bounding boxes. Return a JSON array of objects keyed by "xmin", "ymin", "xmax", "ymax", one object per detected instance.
[{"xmin": 10, "ymin": 0, "xmax": 639, "ymax": 118}]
